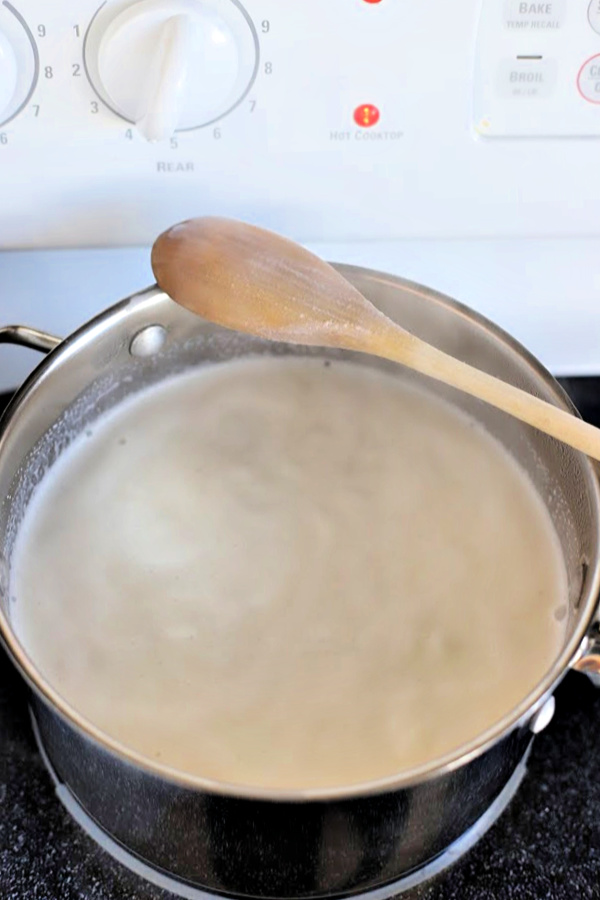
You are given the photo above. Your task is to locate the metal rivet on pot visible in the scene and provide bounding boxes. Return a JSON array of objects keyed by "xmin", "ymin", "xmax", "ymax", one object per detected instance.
[
  {"xmin": 529, "ymin": 695, "xmax": 555, "ymax": 734},
  {"xmin": 129, "ymin": 325, "xmax": 167, "ymax": 358}
]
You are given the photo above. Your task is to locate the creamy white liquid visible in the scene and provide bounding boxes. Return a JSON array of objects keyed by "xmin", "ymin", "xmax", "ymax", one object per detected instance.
[{"xmin": 10, "ymin": 357, "xmax": 567, "ymax": 789}]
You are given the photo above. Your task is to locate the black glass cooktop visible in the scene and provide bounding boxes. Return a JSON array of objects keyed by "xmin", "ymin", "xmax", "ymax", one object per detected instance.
[{"xmin": 1, "ymin": 380, "xmax": 600, "ymax": 900}]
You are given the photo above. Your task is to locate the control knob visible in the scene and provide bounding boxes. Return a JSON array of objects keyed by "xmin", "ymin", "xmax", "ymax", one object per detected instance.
[
  {"xmin": 0, "ymin": 4, "xmax": 37, "ymax": 127},
  {"xmin": 84, "ymin": 0, "xmax": 258, "ymax": 141}
]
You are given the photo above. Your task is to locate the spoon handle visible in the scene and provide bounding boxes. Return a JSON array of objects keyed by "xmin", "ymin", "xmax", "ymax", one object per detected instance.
[{"xmin": 372, "ymin": 326, "xmax": 600, "ymax": 463}]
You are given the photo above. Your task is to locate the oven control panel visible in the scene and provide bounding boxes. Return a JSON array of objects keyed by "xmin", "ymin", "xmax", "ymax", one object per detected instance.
[
  {"xmin": 475, "ymin": 0, "xmax": 600, "ymax": 135},
  {"xmin": 0, "ymin": 0, "xmax": 600, "ymax": 247}
]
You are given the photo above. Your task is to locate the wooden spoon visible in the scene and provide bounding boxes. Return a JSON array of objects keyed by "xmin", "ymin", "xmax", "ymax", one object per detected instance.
[{"xmin": 151, "ymin": 217, "xmax": 600, "ymax": 463}]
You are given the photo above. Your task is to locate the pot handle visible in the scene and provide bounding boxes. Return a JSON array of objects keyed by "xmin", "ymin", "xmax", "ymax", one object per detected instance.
[
  {"xmin": 572, "ymin": 623, "xmax": 600, "ymax": 684},
  {"xmin": 0, "ymin": 325, "xmax": 62, "ymax": 354}
]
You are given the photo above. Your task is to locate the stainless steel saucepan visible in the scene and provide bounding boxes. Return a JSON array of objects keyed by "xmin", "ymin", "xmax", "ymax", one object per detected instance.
[{"xmin": 1, "ymin": 266, "xmax": 599, "ymax": 899}]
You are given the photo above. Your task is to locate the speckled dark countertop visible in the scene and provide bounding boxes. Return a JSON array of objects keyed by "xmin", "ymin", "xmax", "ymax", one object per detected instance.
[{"xmin": 1, "ymin": 380, "xmax": 600, "ymax": 900}]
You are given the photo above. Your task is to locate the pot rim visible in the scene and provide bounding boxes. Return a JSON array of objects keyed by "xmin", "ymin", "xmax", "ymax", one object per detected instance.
[{"xmin": 1, "ymin": 265, "xmax": 599, "ymax": 802}]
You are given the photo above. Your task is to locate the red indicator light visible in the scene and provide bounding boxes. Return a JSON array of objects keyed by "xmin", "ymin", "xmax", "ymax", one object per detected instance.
[
  {"xmin": 353, "ymin": 104, "xmax": 380, "ymax": 127},
  {"xmin": 363, "ymin": 0, "xmax": 383, "ymax": 3}
]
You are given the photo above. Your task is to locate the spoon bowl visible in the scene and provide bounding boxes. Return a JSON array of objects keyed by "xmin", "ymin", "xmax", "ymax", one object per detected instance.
[{"xmin": 152, "ymin": 216, "xmax": 600, "ymax": 463}]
